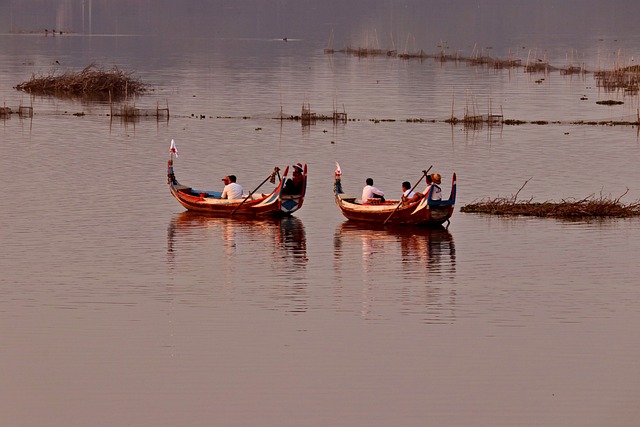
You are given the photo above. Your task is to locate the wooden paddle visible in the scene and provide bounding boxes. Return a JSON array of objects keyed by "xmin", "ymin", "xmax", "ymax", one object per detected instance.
[
  {"xmin": 383, "ymin": 166, "xmax": 432, "ymax": 225},
  {"xmin": 230, "ymin": 167, "xmax": 280, "ymax": 215}
]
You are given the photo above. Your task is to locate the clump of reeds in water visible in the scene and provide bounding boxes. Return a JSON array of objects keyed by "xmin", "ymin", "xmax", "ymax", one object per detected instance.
[
  {"xmin": 15, "ymin": 63, "xmax": 147, "ymax": 100},
  {"xmin": 594, "ymin": 65, "xmax": 640, "ymax": 93},
  {"xmin": 462, "ymin": 196, "xmax": 640, "ymax": 218},
  {"xmin": 462, "ymin": 182, "xmax": 640, "ymax": 218}
]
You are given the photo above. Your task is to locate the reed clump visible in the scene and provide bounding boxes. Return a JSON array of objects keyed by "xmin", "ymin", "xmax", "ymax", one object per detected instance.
[
  {"xmin": 594, "ymin": 66, "xmax": 640, "ymax": 93},
  {"xmin": 462, "ymin": 179, "xmax": 640, "ymax": 218},
  {"xmin": 462, "ymin": 190, "xmax": 640, "ymax": 218},
  {"xmin": 15, "ymin": 64, "xmax": 147, "ymax": 100}
]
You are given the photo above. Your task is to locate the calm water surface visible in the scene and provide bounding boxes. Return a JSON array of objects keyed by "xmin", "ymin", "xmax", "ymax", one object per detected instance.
[{"xmin": 2, "ymin": 27, "xmax": 640, "ymax": 427}]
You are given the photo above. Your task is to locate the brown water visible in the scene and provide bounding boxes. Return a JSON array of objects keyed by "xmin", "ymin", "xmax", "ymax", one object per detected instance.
[{"xmin": 2, "ymin": 24, "xmax": 640, "ymax": 427}]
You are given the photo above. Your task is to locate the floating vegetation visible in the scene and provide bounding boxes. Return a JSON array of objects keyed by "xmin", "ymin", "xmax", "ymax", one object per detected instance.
[
  {"xmin": 281, "ymin": 113, "xmax": 332, "ymax": 122},
  {"xmin": 594, "ymin": 65, "xmax": 640, "ymax": 93},
  {"xmin": 333, "ymin": 111, "xmax": 348, "ymax": 122},
  {"xmin": 503, "ymin": 119, "xmax": 527, "ymax": 125},
  {"xmin": 444, "ymin": 114, "xmax": 503, "ymax": 129},
  {"xmin": 15, "ymin": 64, "xmax": 148, "ymax": 100},
  {"xmin": 462, "ymin": 180, "xmax": 640, "ymax": 218},
  {"xmin": 300, "ymin": 102, "xmax": 317, "ymax": 125},
  {"xmin": 1, "ymin": 102, "xmax": 34, "ymax": 119},
  {"xmin": 445, "ymin": 95, "xmax": 504, "ymax": 129},
  {"xmin": 325, "ymin": 41, "xmax": 589, "ymax": 76},
  {"xmin": 323, "ymin": 37, "xmax": 640, "ymax": 100},
  {"xmin": 492, "ymin": 58, "xmax": 522, "ymax": 69},
  {"xmin": 406, "ymin": 118, "xmax": 436, "ymax": 123},
  {"xmin": 560, "ymin": 66, "xmax": 583, "ymax": 75},
  {"xmin": 110, "ymin": 101, "xmax": 169, "ymax": 121},
  {"xmin": 596, "ymin": 100, "xmax": 624, "ymax": 105},
  {"xmin": 462, "ymin": 195, "xmax": 640, "ymax": 218},
  {"xmin": 278, "ymin": 100, "xmax": 348, "ymax": 124},
  {"xmin": 570, "ymin": 120, "xmax": 639, "ymax": 126},
  {"xmin": 524, "ymin": 62, "xmax": 555, "ymax": 73},
  {"xmin": 398, "ymin": 49, "xmax": 428, "ymax": 60}
]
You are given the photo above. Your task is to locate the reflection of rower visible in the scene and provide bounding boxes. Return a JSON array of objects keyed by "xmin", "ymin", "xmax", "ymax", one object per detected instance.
[{"xmin": 277, "ymin": 216, "xmax": 308, "ymax": 265}]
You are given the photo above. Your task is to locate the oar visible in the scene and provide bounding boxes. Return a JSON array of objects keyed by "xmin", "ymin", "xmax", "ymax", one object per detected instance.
[
  {"xmin": 231, "ymin": 167, "xmax": 280, "ymax": 215},
  {"xmin": 383, "ymin": 166, "xmax": 432, "ymax": 225}
]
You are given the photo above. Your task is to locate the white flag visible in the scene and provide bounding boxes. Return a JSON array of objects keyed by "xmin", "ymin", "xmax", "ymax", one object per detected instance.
[{"xmin": 169, "ymin": 139, "xmax": 178, "ymax": 157}]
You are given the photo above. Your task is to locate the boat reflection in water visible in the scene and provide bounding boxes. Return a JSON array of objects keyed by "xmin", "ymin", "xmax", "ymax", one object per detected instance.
[
  {"xmin": 333, "ymin": 222, "xmax": 457, "ymax": 323},
  {"xmin": 167, "ymin": 212, "xmax": 308, "ymax": 311}
]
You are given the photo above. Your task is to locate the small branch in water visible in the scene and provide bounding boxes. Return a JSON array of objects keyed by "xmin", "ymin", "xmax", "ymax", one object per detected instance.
[{"xmin": 512, "ymin": 177, "xmax": 532, "ymax": 202}]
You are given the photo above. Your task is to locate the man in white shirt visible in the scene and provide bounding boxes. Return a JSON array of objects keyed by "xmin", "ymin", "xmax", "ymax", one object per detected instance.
[
  {"xmin": 221, "ymin": 175, "xmax": 244, "ymax": 199},
  {"xmin": 361, "ymin": 178, "xmax": 385, "ymax": 202}
]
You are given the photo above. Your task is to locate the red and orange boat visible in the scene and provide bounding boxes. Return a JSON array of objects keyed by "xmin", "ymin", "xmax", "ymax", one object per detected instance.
[
  {"xmin": 333, "ymin": 164, "xmax": 456, "ymax": 227},
  {"xmin": 167, "ymin": 141, "xmax": 307, "ymax": 217}
]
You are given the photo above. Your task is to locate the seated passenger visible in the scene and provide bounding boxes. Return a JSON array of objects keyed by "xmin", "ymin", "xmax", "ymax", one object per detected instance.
[
  {"xmin": 221, "ymin": 175, "xmax": 244, "ymax": 199},
  {"xmin": 401, "ymin": 181, "xmax": 419, "ymax": 204},
  {"xmin": 362, "ymin": 178, "xmax": 385, "ymax": 203}
]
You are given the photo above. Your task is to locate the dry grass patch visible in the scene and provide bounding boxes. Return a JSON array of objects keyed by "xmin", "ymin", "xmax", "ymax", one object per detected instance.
[
  {"xmin": 15, "ymin": 64, "xmax": 147, "ymax": 100},
  {"xmin": 461, "ymin": 179, "xmax": 640, "ymax": 218}
]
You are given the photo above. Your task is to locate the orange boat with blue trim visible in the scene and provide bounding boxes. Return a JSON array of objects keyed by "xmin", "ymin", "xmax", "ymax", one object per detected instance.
[
  {"xmin": 334, "ymin": 163, "xmax": 456, "ymax": 227},
  {"xmin": 167, "ymin": 140, "xmax": 307, "ymax": 217}
]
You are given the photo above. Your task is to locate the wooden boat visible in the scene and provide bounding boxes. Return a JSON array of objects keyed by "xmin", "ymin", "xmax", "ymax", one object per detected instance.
[
  {"xmin": 167, "ymin": 146, "xmax": 307, "ymax": 217},
  {"xmin": 334, "ymin": 164, "xmax": 456, "ymax": 226}
]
